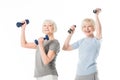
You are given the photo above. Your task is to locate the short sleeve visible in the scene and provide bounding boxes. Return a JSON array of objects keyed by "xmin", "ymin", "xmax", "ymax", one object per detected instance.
[
  {"xmin": 49, "ymin": 40, "xmax": 60, "ymax": 54},
  {"xmin": 95, "ymin": 38, "xmax": 102, "ymax": 46},
  {"xmin": 71, "ymin": 39, "xmax": 84, "ymax": 49}
]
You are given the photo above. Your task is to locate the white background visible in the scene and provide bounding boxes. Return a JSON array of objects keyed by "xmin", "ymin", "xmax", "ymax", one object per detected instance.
[{"xmin": 0, "ymin": 0, "xmax": 120, "ymax": 80}]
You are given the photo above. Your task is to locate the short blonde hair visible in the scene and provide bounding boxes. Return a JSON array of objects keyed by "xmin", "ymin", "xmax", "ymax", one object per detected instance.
[
  {"xmin": 42, "ymin": 19, "xmax": 57, "ymax": 32},
  {"xmin": 81, "ymin": 18, "xmax": 95, "ymax": 28}
]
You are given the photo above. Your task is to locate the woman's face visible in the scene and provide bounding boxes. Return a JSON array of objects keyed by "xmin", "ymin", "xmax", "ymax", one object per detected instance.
[
  {"xmin": 82, "ymin": 22, "xmax": 95, "ymax": 37},
  {"xmin": 42, "ymin": 22, "xmax": 54, "ymax": 34}
]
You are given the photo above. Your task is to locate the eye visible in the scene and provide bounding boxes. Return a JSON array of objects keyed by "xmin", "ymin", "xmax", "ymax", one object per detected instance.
[
  {"xmin": 49, "ymin": 25, "xmax": 52, "ymax": 27},
  {"xmin": 43, "ymin": 25, "xmax": 46, "ymax": 27}
]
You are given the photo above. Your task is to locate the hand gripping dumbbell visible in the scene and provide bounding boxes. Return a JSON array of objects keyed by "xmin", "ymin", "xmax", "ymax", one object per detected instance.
[
  {"xmin": 34, "ymin": 35, "xmax": 49, "ymax": 45},
  {"xmin": 16, "ymin": 19, "xmax": 29, "ymax": 28},
  {"xmin": 68, "ymin": 25, "xmax": 76, "ymax": 34},
  {"xmin": 93, "ymin": 8, "xmax": 101, "ymax": 14}
]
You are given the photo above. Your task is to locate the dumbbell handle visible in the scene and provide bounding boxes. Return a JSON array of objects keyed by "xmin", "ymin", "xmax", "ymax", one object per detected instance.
[
  {"xmin": 93, "ymin": 9, "xmax": 101, "ymax": 14},
  {"xmin": 34, "ymin": 35, "xmax": 49, "ymax": 45},
  {"xmin": 34, "ymin": 40, "xmax": 39, "ymax": 45},
  {"xmin": 68, "ymin": 25, "xmax": 76, "ymax": 34},
  {"xmin": 16, "ymin": 19, "xmax": 29, "ymax": 28}
]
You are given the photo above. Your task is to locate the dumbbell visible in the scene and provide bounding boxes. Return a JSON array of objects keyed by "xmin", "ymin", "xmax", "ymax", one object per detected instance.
[
  {"xmin": 93, "ymin": 9, "xmax": 101, "ymax": 14},
  {"xmin": 68, "ymin": 25, "xmax": 76, "ymax": 34},
  {"xmin": 16, "ymin": 19, "xmax": 29, "ymax": 28},
  {"xmin": 34, "ymin": 35, "xmax": 49, "ymax": 45}
]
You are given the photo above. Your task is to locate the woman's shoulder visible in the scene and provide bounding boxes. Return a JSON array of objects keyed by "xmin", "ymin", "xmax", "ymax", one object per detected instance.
[{"xmin": 50, "ymin": 39, "xmax": 60, "ymax": 44}]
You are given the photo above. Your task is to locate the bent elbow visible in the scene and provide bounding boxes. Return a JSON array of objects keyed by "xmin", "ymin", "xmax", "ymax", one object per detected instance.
[
  {"xmin": 21, "ymin": 41, "xmax": 27, "ymax": 48},
  {"xmin": 62, "ymin": 46, "xmax": 69, "ymax": 51},
  {"xmin": 62, "ymin": 45, "xmax": 68, "ymax": 50},
  {"xmin": 62, "ymin": 45, "xmax": 72, "ymax": 51},
  {"xmin": 62, "ymin": 47, "xmax": 66, "ymax": 50},
  {"xmin": 43, "ymin": 61, "xmax": 49, "ymax": 65},
  {"xmin": 21, "ymin": 44, "xmax": 27, "ymax": 48}
]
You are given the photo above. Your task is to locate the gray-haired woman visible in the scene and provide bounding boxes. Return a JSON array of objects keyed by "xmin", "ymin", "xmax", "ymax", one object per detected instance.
[{"xmin": 20, "ymin": 19, "xmax": 60, "ymax": 80}]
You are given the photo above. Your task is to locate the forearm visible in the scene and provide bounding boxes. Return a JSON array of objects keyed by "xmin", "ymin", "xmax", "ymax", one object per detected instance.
[
  {"xmin": 62, "ymin": 34, "xmax": 72, "ymax": 50},
  {"xmin": 21, "ymin": 28, "xmax": 27, "ymax": 47},
  {"xmin": 39, "ymin": 45, "xmax": 50, "ymax": 65},
  {"xmin": 95, "ymin": 14, "xmax": 102, "ymax": 39}
]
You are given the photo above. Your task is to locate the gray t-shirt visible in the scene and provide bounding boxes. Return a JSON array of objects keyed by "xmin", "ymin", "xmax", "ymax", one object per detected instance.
[{"xmin": 34, "ymin": 40, "xmax": 60, "ymax": 78}]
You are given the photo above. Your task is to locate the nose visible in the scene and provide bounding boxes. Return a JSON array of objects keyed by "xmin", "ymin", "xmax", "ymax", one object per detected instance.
[{"xmin": 85, "ymin": 27, "xmax": 89, "ymax": 31}]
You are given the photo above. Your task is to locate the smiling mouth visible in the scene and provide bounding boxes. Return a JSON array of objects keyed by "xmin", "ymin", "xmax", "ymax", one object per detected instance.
[
  {"xmin": 85, "ymin": 31, "xmax": 90, "ymax": 33},
  {"xmin": 44, "ymin": 29, "xmax": 49, "ymax": 31}
]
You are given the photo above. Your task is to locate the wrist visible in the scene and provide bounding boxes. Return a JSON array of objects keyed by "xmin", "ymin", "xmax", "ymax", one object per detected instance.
[
  {"xmin": 68, "ymin": 33, "xmax": 73, "ymax": 37},
  {"xmin": 21, "ymin": 29, "xmax": 25, "ymax": 32},
  {"xmin": 39, "ymin": 43, "xmax": 44, "ymax": 47}
]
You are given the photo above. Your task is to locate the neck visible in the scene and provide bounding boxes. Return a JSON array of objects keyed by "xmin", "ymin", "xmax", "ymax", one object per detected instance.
[
  {"xmin": 87, "ymin": 34, "xmax": 94, "ymax": 38},
  {"xmin": 47, "ymin": 34, "xmax": 55, "ymax": 40}
]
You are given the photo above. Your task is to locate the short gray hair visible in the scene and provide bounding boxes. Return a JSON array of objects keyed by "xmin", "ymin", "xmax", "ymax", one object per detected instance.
[
  {"xmin": 81, "ymin": 18, "xmax": 95, "ymax": 28},
  {"xmin": 42, "ymin": 19, "xmax": 57, "ymax": 32}
]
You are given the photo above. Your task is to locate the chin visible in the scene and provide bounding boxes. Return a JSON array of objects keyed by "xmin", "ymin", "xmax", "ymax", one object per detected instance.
[
  {"xmin": 85, "ymin": 33, "xmax": 90, "ymax": 36},
  {"xmin": 85, "ymin": 33, "xmax": 91, "ymax": 37}
]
